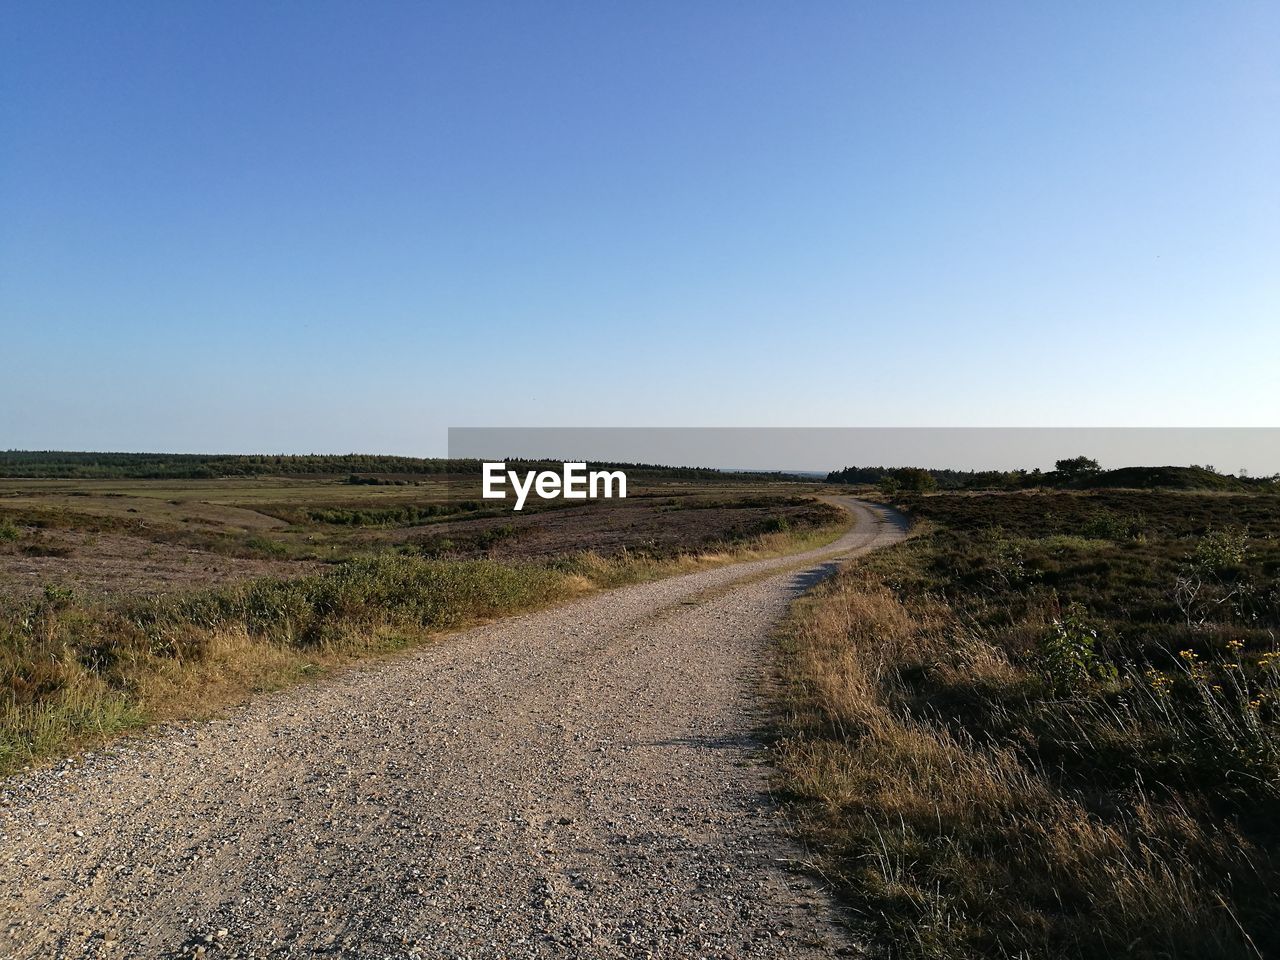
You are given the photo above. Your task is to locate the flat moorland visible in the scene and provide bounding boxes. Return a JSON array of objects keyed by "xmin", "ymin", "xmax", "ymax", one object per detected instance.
[
  {"xmin": 0, "ymin": 472, "xmax": 836, "ymax": 594},
  {"xmin": 774, "ymin": 488, "xmax": 1280, "ymax": 959}
]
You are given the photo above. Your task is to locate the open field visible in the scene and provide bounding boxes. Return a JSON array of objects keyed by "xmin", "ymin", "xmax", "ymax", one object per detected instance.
[
  {"xmin": 0, "ymin": 472, "xmax": 836, "ymax": 596},
  {"xmin": 0, "ymin": 470, "xmax": 846, "ymax": 772},
  {"xmin": 773, "ymin": 488, "xmax": 1280, "ymax": 959}
]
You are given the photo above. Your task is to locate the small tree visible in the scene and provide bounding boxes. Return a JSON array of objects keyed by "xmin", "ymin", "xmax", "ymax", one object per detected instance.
[
  {"xmin": 1039, "ymin": 603, "xmax": 1112, "ymax": 693},
  {"xmin": 896, "ymin": 468, "xmax": 937, "ymax": 492},
  {"xmin": 1055, "ymin": 456, "xmax": 1101, "ymax": 480},
  {"xmin": 876, "ymin": 475, "xmax": 901, "ymax": 497}
]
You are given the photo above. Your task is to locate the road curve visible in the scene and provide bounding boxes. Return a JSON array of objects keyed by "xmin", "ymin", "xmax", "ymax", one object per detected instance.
[{"xmin": 1, "ymin": 498, "xmax": 907, "ymax": 959}]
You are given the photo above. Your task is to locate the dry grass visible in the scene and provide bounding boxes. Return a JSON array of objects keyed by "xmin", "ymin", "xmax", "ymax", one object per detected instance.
[{"xmin": 772, "ymin": 496, "xmax": 1280, "ymax": 959}]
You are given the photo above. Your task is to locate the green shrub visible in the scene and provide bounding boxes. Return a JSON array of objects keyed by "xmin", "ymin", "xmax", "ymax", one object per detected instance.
[
  {"xmin": 1193, "ymin": 528, "xmax": 1248, "ymax": 574},
  {"xmin": 244, "ymin": 535, "xmax": 289, "ymax": 558},
  {"xmin": 1081, "ymin": 511, "xmax": 1146, "ymax": 540},
  {"xmin": 1038, "ymin": 604, "xmax": 1115, "ymax": 693}
]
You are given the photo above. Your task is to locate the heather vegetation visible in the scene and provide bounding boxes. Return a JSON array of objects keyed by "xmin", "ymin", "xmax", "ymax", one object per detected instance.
[{"xmin": 775, "ymin": 489, "xmax": 1280, "ymax": 959}]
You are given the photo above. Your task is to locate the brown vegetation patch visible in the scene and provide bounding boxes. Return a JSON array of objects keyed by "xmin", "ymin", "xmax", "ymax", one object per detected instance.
[{"xmin": 0, "ymin": 527, "xmax": 316, "ymax": 599}]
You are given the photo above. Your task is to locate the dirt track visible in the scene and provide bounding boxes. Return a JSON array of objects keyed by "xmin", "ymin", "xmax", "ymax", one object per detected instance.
[{"xmin": 0, "ymin": 499, "xmax": 907, "ymax": 959}]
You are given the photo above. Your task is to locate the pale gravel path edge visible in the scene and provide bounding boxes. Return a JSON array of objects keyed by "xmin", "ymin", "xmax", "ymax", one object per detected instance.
[{"xmin": 0, "ymin": 498, "xmax": 908, "ymax": 960}]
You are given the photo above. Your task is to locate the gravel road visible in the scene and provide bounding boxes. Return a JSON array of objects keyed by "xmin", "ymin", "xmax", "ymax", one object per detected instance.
[{"xmin": 1, "ymin": 498, "xmax": 907, "ymax": 959}]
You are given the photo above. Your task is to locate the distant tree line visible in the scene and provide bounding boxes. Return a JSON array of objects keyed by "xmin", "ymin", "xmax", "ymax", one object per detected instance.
[
  {"xmin": 0, "ymin": 451, "xmax": 801, "ymax": 482},
  {"xmin": 0, "ymin": 451, "xmax": 473, "ymax": 479},
  {"xmin": 827, "ymin": 457, "xmax": 1278, "ymax": 493},
  {"xmin": 826, "ymin": 464, "xmax": 1028, "ymax": 492}
]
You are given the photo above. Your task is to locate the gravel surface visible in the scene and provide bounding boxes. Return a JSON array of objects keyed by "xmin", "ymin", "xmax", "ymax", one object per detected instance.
[{"xmin": 0, "ymin": 499, "xmax": 907, "ymax": 959}]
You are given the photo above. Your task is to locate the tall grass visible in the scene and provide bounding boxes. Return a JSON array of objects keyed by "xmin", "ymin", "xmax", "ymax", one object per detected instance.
[{"xmin": 773, "ymin": 496, "xmax": 1280, "ymax": 959}]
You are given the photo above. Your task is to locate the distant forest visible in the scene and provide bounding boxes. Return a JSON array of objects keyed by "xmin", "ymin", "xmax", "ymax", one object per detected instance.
[
  {"xmin": 0, "ymin": 451, "xmax": 777, "ymax": 482},
  {"xmin": 826, "ymin": 461, "xmax": 1277, "ymax": 493},
  {"xmin": 0, "ymin": 451, "xmax": 470, "ymax": 479},
  {"xmin": 826, "ymin": 465, "xmax": 1027, "ymax": 491}
]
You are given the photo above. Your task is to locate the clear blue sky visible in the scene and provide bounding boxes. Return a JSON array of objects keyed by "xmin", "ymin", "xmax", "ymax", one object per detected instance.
[{"xmin": 2, "ymin": 2, "xmax": 1277, "ymax": 455}]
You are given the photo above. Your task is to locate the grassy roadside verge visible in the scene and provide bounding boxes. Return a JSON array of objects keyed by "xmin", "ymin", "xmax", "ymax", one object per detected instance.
[
  {"xmin": 1, "ymin": 514, "xmax": 849, "ymax": 775},
  {"xmin": 771, "ymin": 491, "xmax": 1280, "ymax": 960}
]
